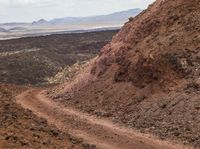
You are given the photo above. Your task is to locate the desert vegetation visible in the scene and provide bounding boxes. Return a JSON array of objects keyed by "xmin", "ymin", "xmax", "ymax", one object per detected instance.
[{"xmin": 0, "ymin": 30, "xmax": 118, "ymax": 85}]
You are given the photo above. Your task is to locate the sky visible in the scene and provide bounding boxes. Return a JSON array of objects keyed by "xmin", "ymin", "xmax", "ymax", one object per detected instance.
[{"xmin": 0, "ymin": 0, "xmax": 155, "ymax": 23}]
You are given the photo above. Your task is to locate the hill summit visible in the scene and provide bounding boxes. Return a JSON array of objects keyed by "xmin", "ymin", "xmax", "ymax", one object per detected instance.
[{"xmin": 32, "ymin": 19, "xmax": 48, "ymax": 25}]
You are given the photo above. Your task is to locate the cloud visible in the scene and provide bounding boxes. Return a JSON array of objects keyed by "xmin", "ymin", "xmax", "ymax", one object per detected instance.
[{"xmin": 0, "ymin": 0, "xmax": 60, "ymax": 8}]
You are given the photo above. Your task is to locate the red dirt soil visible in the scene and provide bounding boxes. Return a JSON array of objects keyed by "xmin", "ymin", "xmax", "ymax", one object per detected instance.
[
  {"xmin": 47, "ymin": 0, "xmax": 200, "ymax": 148},
  {"xmin": 0, "ymin": 84, "xmax": 86, "ymax": 149},
  {"xmin": 17, "ymin": 89, "xmax": 187, "ymax": 149}
]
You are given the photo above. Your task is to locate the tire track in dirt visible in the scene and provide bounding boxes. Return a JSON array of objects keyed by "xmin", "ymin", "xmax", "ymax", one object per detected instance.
[{"xmin": 16, "ymin": 89, "xmax": 189, "ymax": 149}]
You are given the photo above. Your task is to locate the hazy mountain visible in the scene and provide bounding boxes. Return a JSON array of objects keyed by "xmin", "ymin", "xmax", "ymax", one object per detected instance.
[
  {"xmin": 8, "ymin": 27, "xmax": 28, "ymax": 31},
  {"xmin": 0, "ymin": 22, "xmax": 28, "ymax": 27},
  {"xmin": 48, "ymin": 8, "xmax": 142, "ymax": 25},
  {"xmin": 0, "ymin": 8, "xmax": 142, "ymax": 39},
  {"xmin": 0, "ymin": 8, "xmax": 142, "ymax": 27},
  {"xmin": 0, "ymin": 27, "xmax": 8, "ymax": 32},
  {"xmin": 32, "ymin": 19, "xmax": 48, "ymax": 25}
]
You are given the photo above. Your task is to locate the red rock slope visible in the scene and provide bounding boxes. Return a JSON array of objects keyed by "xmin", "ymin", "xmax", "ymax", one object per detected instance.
[{"xmin": 48, "ymin": 0, "xmax": 200, "ymax": 147}]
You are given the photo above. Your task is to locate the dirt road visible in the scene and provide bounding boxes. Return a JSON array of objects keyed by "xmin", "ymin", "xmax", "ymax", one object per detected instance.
[{"xmin": 16, "ymin": 89, "xmax": 189, "ymax": 149}]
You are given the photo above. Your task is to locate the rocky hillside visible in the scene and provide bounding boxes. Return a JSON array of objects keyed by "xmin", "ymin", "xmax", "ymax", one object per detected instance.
[{"xmin": 48, "ymin": 0, "xmax": 200, "ymax": 148}]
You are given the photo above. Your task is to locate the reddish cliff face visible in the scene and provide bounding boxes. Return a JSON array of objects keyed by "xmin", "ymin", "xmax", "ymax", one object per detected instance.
[
  {"xmin": 49, "ymin": 0, "xmax": 200, "ymax": 147},
  {"xmin": 92, "ymin": 0, "xmax": 200, "ymax": 90}
]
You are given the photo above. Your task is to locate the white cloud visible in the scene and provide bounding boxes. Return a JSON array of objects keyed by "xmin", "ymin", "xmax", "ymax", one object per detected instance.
[{"xmin": 0, "ymin": 0, "xmax": 59, "ymax": 7}]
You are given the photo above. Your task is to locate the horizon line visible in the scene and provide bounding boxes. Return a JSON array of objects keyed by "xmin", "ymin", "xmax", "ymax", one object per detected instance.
[{"xmin": 0, "ymin": 8, "xmax": 142, "ymax": 24}]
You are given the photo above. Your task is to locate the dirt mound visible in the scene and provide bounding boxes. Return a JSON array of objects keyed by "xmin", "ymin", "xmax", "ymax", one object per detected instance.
[{"xmin": 48, "ymin": 0, "xmax": 200, "ymax": 148}]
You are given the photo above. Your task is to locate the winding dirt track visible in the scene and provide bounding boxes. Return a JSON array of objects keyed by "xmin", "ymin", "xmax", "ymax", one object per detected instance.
[{"xmin": 16, "ymin": 89, "xmax": 188, "ymax": 149}]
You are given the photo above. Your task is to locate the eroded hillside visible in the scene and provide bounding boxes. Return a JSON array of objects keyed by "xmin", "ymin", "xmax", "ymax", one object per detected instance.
[{"xmin": 48, "ymin": 0, "xmax": 200, "ymax": 148}]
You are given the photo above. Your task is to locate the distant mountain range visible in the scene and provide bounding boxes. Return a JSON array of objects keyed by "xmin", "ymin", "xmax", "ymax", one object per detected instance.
[
  {"xmin": 0, "ymin": 8, "xmax": 142, "ymax": 39},
  {"xmin": 46, "ymin": 8, "xmax": 142, "ymax": 25},
  {"xmin": 0, "ymin": 27, "xmax": 8, "ymax": 32},
  {"xmin": 0, "ymin": 27, "xmax": 28, "ymax": 33},
  {"xmin": 0, "ymin": 8, "xmax": 142, "ymax": 27}
]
